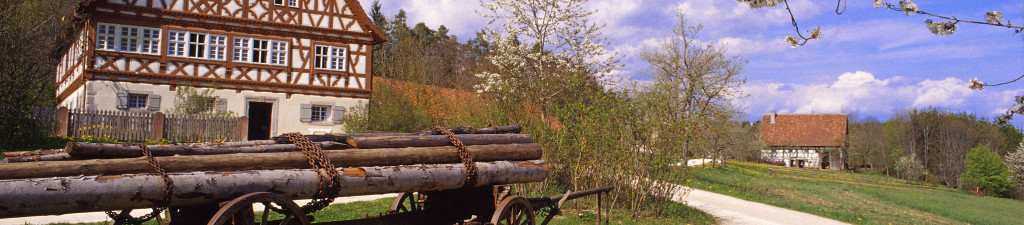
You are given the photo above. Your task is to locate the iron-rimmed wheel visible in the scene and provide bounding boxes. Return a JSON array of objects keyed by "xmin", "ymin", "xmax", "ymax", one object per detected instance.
[
  {"xmin": 489, "ymin": 196, "xmax": 535, "ymax": 225},
  {"xmin": 207, "ymin": 192, "xmax": 311, "ymax": 225},
  {"xmin": 389, "ymin": 192, "xmax": 427, "ymax": 213}
]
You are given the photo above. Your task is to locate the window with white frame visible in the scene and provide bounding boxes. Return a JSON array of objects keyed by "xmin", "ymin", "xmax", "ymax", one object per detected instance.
[
  {"xmin": 314, "ymin": 45, "xmax": 347, "ymax": 71},
  {"xmin": 310, "ymin": 106, "xmax": 328, "ymax": 122},
  {"xmin": 233, "ymin": 37, "xmax": 288, "ymax": 66},
  {"xmin": 96, "ymin": 24, "xmax": 117, "ymax": 51},
  {"xmin": 167, "ymin": 30, "xmax": 227, "ymax": 61},
  {"xmin": 127, "ymin": 94, "xmax": 148, "ymax": 109},
  {"xmin": 96, "ymin": 23, "xmax": 160, "ymax": 55}
]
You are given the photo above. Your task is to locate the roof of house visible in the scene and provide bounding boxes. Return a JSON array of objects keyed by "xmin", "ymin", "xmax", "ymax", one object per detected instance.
[{"xmin": 760, "ymin": 113, "xmax": 847, "ymax": 147}]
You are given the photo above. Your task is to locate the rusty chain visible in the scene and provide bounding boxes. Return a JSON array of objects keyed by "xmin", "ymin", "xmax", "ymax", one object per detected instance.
[
  {"xmin": 283, "ymin": 133, "xmax": 342, "ymax": 214},
  {"xmin": 105, "ymin": 144, "xmax": 172, "ymax": 225},
  {"xmin": 431, "ymin": 126, "xmax": 479, "ymax": 188}
]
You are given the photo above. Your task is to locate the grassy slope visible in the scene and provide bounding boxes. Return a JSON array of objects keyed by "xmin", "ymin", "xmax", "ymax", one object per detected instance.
[
  {"xmin": 45, "ymin": 197, "xmax": 715, "ymax": 225},
  {"xmin": 682, "ymin": 161, "xmax": 1024, "ymax": 225}
]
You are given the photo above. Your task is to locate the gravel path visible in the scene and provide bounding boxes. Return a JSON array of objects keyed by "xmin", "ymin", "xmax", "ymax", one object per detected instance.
[
  {"xmin": 671, "ymin": 159, "xmax": 847, "ymax": 225},
  {"xmin": 672, "ymin": 186, "xmax": 848, "ymax": 225},
  {"xmin": 0, "ymin": 194, "xmax": 398, "ymax": 225}
]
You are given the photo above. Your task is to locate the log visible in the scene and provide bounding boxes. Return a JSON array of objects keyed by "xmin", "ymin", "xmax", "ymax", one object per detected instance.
[
  {"xmin": 272, "ymin": 125, "xmax": 522, "ymax": 144},
  {"xmin": 0, "ymin": 160, "xmax": 549, "ymax": 218},
  {"xmin": 0, "ymin": 143, "xmax": 543, "ymax": 180},
  {"xmin": 66, "ymin": 141, "xmax": 347, "ymax": 158},
  {"xmin": 2, "ymin": 149, "xmax": 64, "ymax": 158},
  {"xmin": 4, "ymin": 153, "xmax": 72, "ymax": 163},
  {"xmin": 346, "ymin": 134, "xmax": 534, "ymax": 149},
  {"xmin": 413, "ymin": 125, "xmax": 522, "ymax": 135}
]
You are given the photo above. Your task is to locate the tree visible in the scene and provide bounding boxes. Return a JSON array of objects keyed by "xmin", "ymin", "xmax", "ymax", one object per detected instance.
[
  {"xmin": 1005, "ymin": 142, "xmax": 1024, "ymax": 199},
  {"xmin": 475, "ymin": 0, "xmax": 621, "ymax": 124},
  {"xmin": 639, "ymin": 14, "xmax": 746, "ymax": 168},
  {"xmin": 960, "ymin": 144, "xmax": 1011, "ymax": 197},
  {"xmin": 168, "ymin": 86, "xmax": 231, "ymax": 116},
  {"xmin": 895, "ymin": 153, "xmax": 925, "ymax": 181},
  {"xmin": 0, "ymin": 0, "xmax": 78, "ymax": 150}
]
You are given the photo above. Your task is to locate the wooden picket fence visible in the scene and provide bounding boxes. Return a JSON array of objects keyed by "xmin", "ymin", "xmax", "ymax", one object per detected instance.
[
  {"xmin": 46, "ymin": 107, "xmax": 247, "ymax": 143},
  {"xmin": 67, "ymin": 109, "xmax": 153, "ymax": 142},
  {"xmin": 164, "ymin": 113, "xmax": 241, "ymax": 143}
]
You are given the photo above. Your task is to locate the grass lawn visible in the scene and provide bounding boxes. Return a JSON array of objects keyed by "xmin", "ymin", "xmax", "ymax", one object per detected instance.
[
  {"xmin": 43, "ymin": 196, "xmax": 715, "ymax": 225},
  {"xmin": 682, "ymin": 161, "xmax": 1024, "ymax": 225}
]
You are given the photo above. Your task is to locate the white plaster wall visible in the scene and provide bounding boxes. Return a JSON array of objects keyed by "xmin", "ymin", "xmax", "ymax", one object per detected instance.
[
  {"xmin": 761, "ymin": 149, "xmax": 823, "ymax": 168},
  {"xmin": 83, "ymin": 80, "xmax": 366, "ymax": 138}
]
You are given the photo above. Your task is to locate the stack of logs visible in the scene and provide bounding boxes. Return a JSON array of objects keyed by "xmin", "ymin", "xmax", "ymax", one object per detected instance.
[{"xmin": 0, "ymin": 125, "xmax": 548, "ymax": 218}]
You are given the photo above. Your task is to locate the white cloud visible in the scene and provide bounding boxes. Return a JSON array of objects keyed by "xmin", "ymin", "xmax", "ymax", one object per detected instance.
[
  {"xmin": 738, "ymin": 71, "xmax": 1019, "ymax": 120},
  {"xmin": 674, "ymin": 0, "xmax": 822, "ymax": 36},
  {"xmin": 399, "ymin": 0, "xmax": 487, "ymax": 38},
  {"xmin": 717, "ymin": 37, "xmax": 789, "ymax": 56}
]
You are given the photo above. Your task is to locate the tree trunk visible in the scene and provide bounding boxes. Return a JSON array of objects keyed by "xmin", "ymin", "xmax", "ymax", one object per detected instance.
[
  {"xmin": 3, "ymin": 153, "xmax": 72, "ymax": 163},
  {"xmin": 0, "ymin": 143, "xmax": 542, "ymax": 180},
  {"xmin": 346, "ymin": 134, "xmax": 534, "ymax": 149},
  {"xmin": 66, "ymin": 141, "xmax": 348, "ymax": 158},
  {"xmin": 2, "ymin": 149, "xmax": 64, "ymax": 158},
  {"xmin": 271, "ymin": 125, "xmax": 523, "ymax": 144},
  {"xmin": 0, "ymin": 160, "xmax": 548, "ymax": 218}
]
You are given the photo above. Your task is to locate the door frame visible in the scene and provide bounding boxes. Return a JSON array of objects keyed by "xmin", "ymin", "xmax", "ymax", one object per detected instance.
[{"xmin": 245, "ymin": 96, "xmax": 279, "ymax": 139}]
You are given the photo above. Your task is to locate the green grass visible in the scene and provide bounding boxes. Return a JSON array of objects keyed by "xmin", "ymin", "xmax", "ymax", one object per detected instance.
[
  {"xmin": 682, "ymin": 161, "xmax": 1024, "ymax": 225},
  {"xmin": 43, "ymin": 196, "xmax": 715, "ymax": 225}
]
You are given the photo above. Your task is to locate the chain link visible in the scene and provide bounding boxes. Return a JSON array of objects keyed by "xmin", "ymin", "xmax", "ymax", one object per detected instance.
[
  {"xmin": 105, "ymin": 144, "xmax": 172, "ymax": 225},
  {"xmin": 283, "ymin": 133, "xmax": 342, "ymax": 214},
  {"xmin": 431, "ymin": 126, "xmax": 478, "ymax": 188}
]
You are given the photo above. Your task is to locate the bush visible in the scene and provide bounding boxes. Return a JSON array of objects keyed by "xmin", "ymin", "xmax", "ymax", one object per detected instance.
[
  {"xmin": 1006, "ymin": 142, "xmax": 1024, "ymax": 199},
  {"xmin": 960, "ymin": 144, "xmax": 1011, "ymax": 197},
  {"xmin": 895, "ymin": 154, "xmax": 925, "ymax": 181}
]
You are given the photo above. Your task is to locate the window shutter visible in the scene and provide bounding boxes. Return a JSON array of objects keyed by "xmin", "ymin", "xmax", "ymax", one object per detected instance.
[
  {"xmin": 333, "ymin": 106, "xmax": 346, "ymax": 124},
  {"xmin": 86, "ymin": 95, "xmax": 97, "ymax": 111},
  {"xmin": 148, "ymin": 95, "xmax": 161, "ymax": 111},
  {"xmin": 300, "ymin": 104, "xmax": 312, "ymax": 122},
  {"xmin": 216, "ymin": 98, "xmax": 228, "ymax": 113},
  {"xmin": 116, "ymin": 92, "xmax": 128, "ymax": 109}
]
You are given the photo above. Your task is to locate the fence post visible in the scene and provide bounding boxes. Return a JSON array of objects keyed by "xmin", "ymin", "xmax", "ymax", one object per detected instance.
[
  {"xmin": 237, "ymin": 116, "xmax": 249, "ymax": 141},
  {"xmin": 55, "ymin": 107, "xmax": 69, "ymax": 137},
  {"xmin": 151, "ymin": 112, "xmax": 165, "ymax": 142}
]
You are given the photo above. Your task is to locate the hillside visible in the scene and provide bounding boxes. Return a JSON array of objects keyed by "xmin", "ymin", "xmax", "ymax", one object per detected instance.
[{"xmin": 681, "ymin": 161, "xmax": 1024, "ymax": 224}]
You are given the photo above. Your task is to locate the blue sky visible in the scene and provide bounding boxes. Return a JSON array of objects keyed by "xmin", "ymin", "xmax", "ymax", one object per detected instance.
[{"xmin": 365, "ymin": 0, "xmax": 1024, "ymax": 125}]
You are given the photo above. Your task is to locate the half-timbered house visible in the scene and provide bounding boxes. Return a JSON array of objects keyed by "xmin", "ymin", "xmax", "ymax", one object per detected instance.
[
  {"xmin": 760, "ymin": 113, "xmax": 848, "ymax": 170},
  {"xmin": 54, "ymin": 0, "xmax": 385, "ymax": 140}
]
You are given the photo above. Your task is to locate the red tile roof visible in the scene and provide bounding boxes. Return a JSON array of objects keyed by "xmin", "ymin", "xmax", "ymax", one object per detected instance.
[{"xmin": 760, "ymin": 114, "xmax": 847, "ymax": 147}]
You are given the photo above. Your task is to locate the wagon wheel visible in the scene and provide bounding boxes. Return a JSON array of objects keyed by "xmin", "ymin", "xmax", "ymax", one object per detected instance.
[
  {"xmin": 388, "ymin": 192, "xmax": 427, "ymax": 213},
  {"xmin": 207, "ymin": 192, "xmax": 311, "ymax": 225},
  {"xmin": 489, "ymin": 196, "xmax": 535, "ymax": 225}
]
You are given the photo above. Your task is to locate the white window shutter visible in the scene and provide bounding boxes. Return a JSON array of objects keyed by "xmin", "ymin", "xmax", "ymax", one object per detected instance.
[
  {"xmin": 116, "ymin": 92, "xmax": 128, "ymax": 109},
  {"xmin": 300, "ymin": 104, "xmax": 312, "ymax": 122},
  {"xmin": 216, "ymin": 98, "xmax": 228, "ymax": 113},
  {"xmin": 148, "ymin": 95, "xmax": 161, "ymax": 111},
  {"xmin": 333, "ymin": 106, "xmax": 345, "ymax": 124}
]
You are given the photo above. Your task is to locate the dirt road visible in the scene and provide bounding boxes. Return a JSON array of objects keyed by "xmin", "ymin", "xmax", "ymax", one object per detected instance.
[{"xmin": 672, "ymin": 183, "xmax": 848, "ymax": 225}]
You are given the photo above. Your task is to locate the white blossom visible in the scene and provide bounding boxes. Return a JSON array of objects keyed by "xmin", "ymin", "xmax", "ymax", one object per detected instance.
[
  {"xmin": 985, "ymin": 11, "xmax": 1004, "ymax": 25},
  {"xmin": 899, "ymin": 0, "xmax": 918, "ymax": 15},
  {"xmin": 968, "ymin": 78, "xmax": 985, "ymax": 90},
  {"xmin": 808, "ymin": 27, "xmax": 822, "ymax": 39},
  {"xmin": 737, "ymin": 0, "xmax": 778, "ymax": 9},
  {"xmin": 873, "ymin": 0, "xmax": 884, "ymax": 9},
  {"xmin": 925, "ymin": 20, "xmax": 957, "ymax": 35},
  {"xmin": 785, "ymin": 36, "xmax": 798, "ymax": 48}
]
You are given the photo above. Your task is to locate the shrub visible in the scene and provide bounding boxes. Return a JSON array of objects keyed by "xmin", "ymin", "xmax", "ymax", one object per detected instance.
[
  {"xmin": 960, "ymin": 144, "xmax": 1011, "ymax": 197},
  {"xmin": 895, "ymin": 154, "xmax": 925, "ymax": 181}
]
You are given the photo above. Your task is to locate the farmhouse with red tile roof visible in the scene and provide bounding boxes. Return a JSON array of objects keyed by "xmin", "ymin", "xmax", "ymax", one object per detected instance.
[{"xmin": 760, "ymin": 113, "xmax": 848, "ymax": 170}]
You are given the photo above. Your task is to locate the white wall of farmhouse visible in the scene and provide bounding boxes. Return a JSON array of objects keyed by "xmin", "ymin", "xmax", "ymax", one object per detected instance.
[
  {"xmin": 761, "ymin": 149, "xmax": 824, "ymax": 169},
  {"xmin": 79, "ymin": 80, "xmax": 366, "ymax": 135}
]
